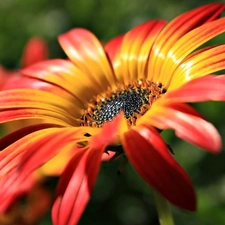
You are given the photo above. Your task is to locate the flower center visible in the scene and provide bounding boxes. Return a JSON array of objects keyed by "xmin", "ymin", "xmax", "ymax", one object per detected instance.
[{"xmin": 80, "ymin": 80, "xmax": 166, "ymax": 127}]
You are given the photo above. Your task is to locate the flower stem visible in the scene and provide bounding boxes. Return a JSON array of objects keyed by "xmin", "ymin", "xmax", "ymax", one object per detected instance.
[{"xmin": 152, "ymin": 190, "xmax": 175, "ymax": 225}]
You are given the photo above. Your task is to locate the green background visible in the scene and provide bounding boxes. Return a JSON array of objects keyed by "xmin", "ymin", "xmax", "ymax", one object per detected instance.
[{"xmin": 0, "ymin": 0, "xmax": 225, "ymax": 224}]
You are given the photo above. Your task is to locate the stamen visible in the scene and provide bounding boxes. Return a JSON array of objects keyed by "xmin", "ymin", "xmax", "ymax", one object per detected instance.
[{"xmin": 81, "ymin": 80, "xmax": 166, "ymax": 127}]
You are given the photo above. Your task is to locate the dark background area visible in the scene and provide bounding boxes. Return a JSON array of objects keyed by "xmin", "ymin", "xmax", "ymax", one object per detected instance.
[{"xmin": 0, "ymin": 0, "xmax": 225, "ymax": 224}]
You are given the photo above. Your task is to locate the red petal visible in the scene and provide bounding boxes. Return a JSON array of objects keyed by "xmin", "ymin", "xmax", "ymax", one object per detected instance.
[
  {"xmin": 105, "ymin": 34, "xmax": 124, "ymax": 62},
  {"xmin": 122, "ymin": 125, "xmax": 196, "ymax": 211},
  {"xmin": 52, "ymin": 147, "xmax": 103, "ymax": 225},
  {"xmin": 22, "ymin": 37, "xmax": 48, "ymax": 67},
  {"xmin": 52, "ymin": 114, "xmax": 124, "ymax": 225},
  {"xmin": 0, "ymin": 123, "xmax": 62, "ymax": 150},
  {"xmin": 0, "ymin": 171, "xmax": 36, "ymax": 213},
  {"xmin": 141, "ymin": 101, "xmax": 221, "ymax": 153},
  {"xmin": 167, "ymin": 75, "xmax": 225, "ymax": 102},
  {"xmin": 2, "ymin": 75, "xmax": 70, "ymax": 99}
]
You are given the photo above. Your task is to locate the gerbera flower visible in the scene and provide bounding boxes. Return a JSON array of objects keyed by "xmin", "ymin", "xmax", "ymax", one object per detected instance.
[{"xmin": 0, "ymin": 3, "xmax": 225, "ymax": 225}]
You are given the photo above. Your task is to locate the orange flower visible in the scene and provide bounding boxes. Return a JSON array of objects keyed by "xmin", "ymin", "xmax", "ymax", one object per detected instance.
[{"xmin": 0, "ymin": 3, "xmax": 225, "ymax": 225}]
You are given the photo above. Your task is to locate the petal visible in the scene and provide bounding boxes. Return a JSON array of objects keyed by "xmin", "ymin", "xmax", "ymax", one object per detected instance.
[
  {"xmin": 167, "ymin": 75, "xmax": 225, "ymax": 102},
  {"xmin": 21, "ymin": 59, "xmax": 104, "ymax": 107},
  {"xmin": 0, "ymin": 171, "xmax": 36, "ymax": 213},
  {"xmin": 105, "ymin": 35, "xmax": 124, "ymax": 62},
  {"xmin": 104, "ymin": 35, "xmax": 124, "ymax": 83},
  {"xmin": 0, "ymin": 89, "xmax": 80, "ymax": 120},
  {"xmin": 161, "ymin": 17, "xmax": 225, "ymax": 86},
  {"xmin": 0, "ymin": 128, "xmax": 67, "ymax": 176},
  {"xmin": 122, "ymin": 125, "xmax": 196, "ymax": 211},
  {"xmin": 2, "ymin": 75, "xmax": 71, "ymax": 99},
  {"xmin": 169, "ymin": 45, "xmax": 225, "ymax": 89},
  {"xmin": 118, "ymin": 20, "xmax": 166, "ymax": 83},
  {"xmin": 58, "ymin": 29, "xmax": 117, "ymax": 89},
  {"xmin": 0, "ymin": 108, "xmax": 75, "ymax": 126},
  {"xmin": 0, "ymin": 123, "xmax": 62, "ymax": 150},
  {"xmin": 52, "ymin": 148, "xmax": 102, "ymax": 225},
  {"xmin": 148, "ymin": 3, "xmax": 225, "ymax": 85},
  {"xmin": 19, "ymin": 127, "xmax": 90, "ymax": 177},
  {"xmin": 52, "ymin": 114, "xmax": 125, "ymax": 225},
  {"xmin": 21, "ymin": 37, "xmax": 48, "ymax": 67},
  {"xmin": 138, "ymin": 101, "xmax": 221, "ymax": 153}
]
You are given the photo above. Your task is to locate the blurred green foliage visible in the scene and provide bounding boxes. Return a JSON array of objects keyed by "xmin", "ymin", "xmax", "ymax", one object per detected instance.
[{"xmin": 0, "ymin": 0, "xmax": 225, "ymax": 224}]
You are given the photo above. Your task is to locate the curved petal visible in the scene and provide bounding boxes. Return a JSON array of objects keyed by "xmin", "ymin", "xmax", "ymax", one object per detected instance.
[
  {"xmin": 58, "ymin": 29, "xmax": 117, "ymax": 89},
  {"xmin": 2, "ymin": 75, "xmax": 72, "ymax": 100},
  {"xmin": 0, "ymin": 123, "xmax": 62, "ymax": 150},
  {"xmin": 21, "ymin": 59, "xmax": 105, "ymax": 107},
  {"xmin": 21, "ymin": 37, "xmax": 48, "ymax": 68},
  {"xmin": 122, "ymin": 125, "xmax": 196, "ymax": 211},
  {"xmin": 138, "ymin": 101, "xmax": 221, "ymax": 153},
  {"xmin": 0, "ymin": 89, "xmax": 81, "ymax": 119},
  {"xmin": 52, "ymin": 114, "xmax": 123, "ymax": 225},
  {"xmin": 118, "ymin": 20, "xmax": 166, "ymax": 83},
  {"xmin": 148, "ymin": 3, "xmax": 225, "ymax": 85},
  {"xmin": 0, "ymin": 108, "xmax": 75, "ymax": 126},
  {"xmin": 19, "ymin": 127, "xmax": 90, "ymax": 177},
  {"xmin": 52, "ymin": 147, "xmax": 102, "ymax": 225},
  {"xmin": 167, "ymin": 75, "xmax": 225, "ymax": 102},
  {"xmin": 169, "ymin": 45, "xmax": 225, "ymax": 89},
  {"xmin": 161, "ymin": 17, "xmax": 225, "ymax": 86}
]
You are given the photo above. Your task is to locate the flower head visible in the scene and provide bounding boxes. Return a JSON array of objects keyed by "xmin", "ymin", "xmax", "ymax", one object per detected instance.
[{"xmin": 1, "ymin": 3, "xmax": 225, "ymax": 225}]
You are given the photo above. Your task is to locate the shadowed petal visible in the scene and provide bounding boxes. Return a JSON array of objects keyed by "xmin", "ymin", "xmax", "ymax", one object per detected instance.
[
  {"xmin": 0, "ymin": 171, "xmax": 36, "ymax": 213},
  {"xmin": 0, "ymin": 123, "xmax": 62, "ymax": 150},
  {"xmin": 148, "ymin": 3, "xmax": 225, "ymax": 85},
  {"xmin": 122, "ymin": 125, "xmax": 196, "ymax": 211},
  {"xmin": 138, "ymin": 101, "xmax": 221, "ymax": 153},
  {"xmin": 59, "ymin": 29, "xmax": 117, "ymax": 89}
]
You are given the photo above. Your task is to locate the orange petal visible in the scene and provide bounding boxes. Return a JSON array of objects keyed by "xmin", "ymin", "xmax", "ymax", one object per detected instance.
[
  {"xmin": 21, "ymin": 37, "xmax": 48, "ymax": 68},
  {"xmin": 148, "ymin": 3, "xmax": 225, "ymax": 85},
  {"xmin": 169, "ymin": 45, "xmax": 225, "ymax": 89},
  {"xmin": 122, "ymin": 125, "xmax": 196, "ymax": 211},
  {"xmin": 161, "ymin": 17, "xmax": 225, "ymax": 86},
  {"xmin": 117, "ymin": 20, "xmax": 166, "ymax": 83},
  {"xmin": 59, "ymin": 29, "xmax": 117, "ymax": 89},
  {"xmin": 0, "ymin": 108, "xmax": 74, "ymax": 126},
  {"xmin": 21, "ymin": 59, "xmax": 104, "ymax": 107},
  {"xmin": 0, "ymin": 89, "xmax": 81, "ymax": 119}
]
